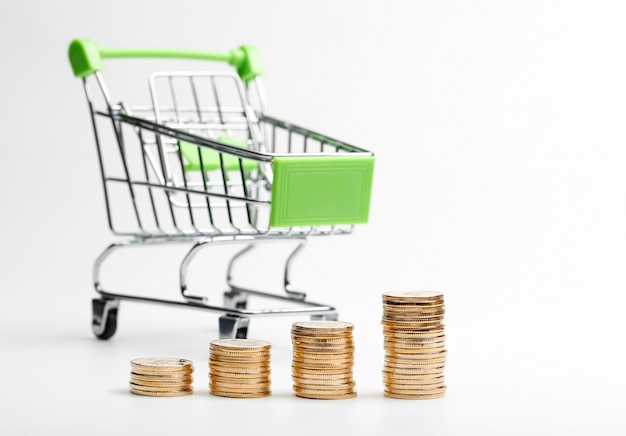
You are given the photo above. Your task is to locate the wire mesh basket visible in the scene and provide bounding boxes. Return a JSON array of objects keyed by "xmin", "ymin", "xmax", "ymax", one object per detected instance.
[{"xmin": 69, "ymin": 38, "xmax": 375, "ymax": 339}]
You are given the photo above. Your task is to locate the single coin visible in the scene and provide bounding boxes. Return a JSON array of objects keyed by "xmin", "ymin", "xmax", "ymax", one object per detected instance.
[
  {"xmin": 293, "ymin": 376, "xmax": 356, "ymax": 387},
  {"xmin": 210, "ymin": 338, "xmax": 271, "ymax": 350},
  {"xmin": 293, "ymin": 384, "xmax": 357, "ymax": 394},
  {"xmin": 293, "ymin": 351, "xmax": 354, "ymax": 361},
  {"xmin": 384, "ymin": 390, "xmax": 445, "ymax": 400},
  {"xmin": 292, "ymin": 360, "xmax": 353, "ymax": 369},
  {"xmin": 131, "ymin": 357, "xmax": 193, "ymax": 370},
  {"xmin": 209, "ymin": 355, "xmax": 270, "ymax": 364},
  {"xmin": 292, "ymin": 374, "xmax": 354, "ymax": 384},
  {"xmin": 383, "ymin": 373, "xmax": 445, "ymax": 383},
  {"xmin": 130, "ymin": 388, "xmax": 193, "ymax": 397},
  {"xmin": 129, "ymin": 382, "xmax": 193, "ymax": 393},
  {"xmin": 210, "ymin": 369, "xmax": 271, "ymax": 378},
  {"xmin": 384, "ymin": 341, "xmax": 446, "ymax": 351},
  {"xmin": 130, "ymin": 372, "xmax": 194, "ymax": 383},
  {"xmin": 292, "ymin": 320, "xmax": 354, "ymax": 330},
  {"xmin": 292, "ymin": 366, "xmax": 353, "ymax": 376},
  {"xmin": 385, "ymin": 384, "xmax": 447, "ymax": 395},
  {"xmin": 383, "ymin": 370, "xmax": 445, "ymax": 379},
  {"xmin": 383, "ymin": 290, "xmax": 444, "ymax": 300},
  {"xmin": 210, "ymin": 380, "xmax": 272, "ymax": 390},
  {"xmin": 130, "ymin": 377, "xmax": 193, "ymax": 387},
  {"xmin": 383, "ymin": 367, "xmax": 445, "ymax": 376},
  {"xmin": 209, "ymin": 363, "xmax": 271, "ymax": 373},
  {"xmin": 210, "ymin": 390, "xmax": 271, "ymax": 398},
  {"xmin": 295, "ymin": 391, "xmax": 357, "ymax": 400}
]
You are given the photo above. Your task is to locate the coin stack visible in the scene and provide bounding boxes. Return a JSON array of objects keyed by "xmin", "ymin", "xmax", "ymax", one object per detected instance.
[
  {"xmin": 291, "ymin": 320, "xmax": 357, "ymax": 400},
  {"xmin": 209, "ymin": 338, "xmax": 272, "ymax": 398},
  {"xmin": 129, "ymin": 357, "xmax": 194, "ymax": 397},
  {"xmin": 382, "ymin": 291, "xmax": 447, "ymax": 399}
]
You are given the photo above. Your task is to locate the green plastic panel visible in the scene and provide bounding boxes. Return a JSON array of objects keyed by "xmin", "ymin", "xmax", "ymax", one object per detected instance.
[
  {"xmin": 180, "ymin": 137, "xmax": 258, "ymax": 172},
  {"xmin": 270, "ymin": 155, "xmax": 374, "ymax": 227}
]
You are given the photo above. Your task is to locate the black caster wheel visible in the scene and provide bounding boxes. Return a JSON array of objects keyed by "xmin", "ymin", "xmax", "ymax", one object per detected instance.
[
  {"xmin": 92, "ymin": 298, "xmax": 120, "ymax": 340},
  {"xmin": 219, "ymin": 315, "xmax": 250, "ymax": 339}
]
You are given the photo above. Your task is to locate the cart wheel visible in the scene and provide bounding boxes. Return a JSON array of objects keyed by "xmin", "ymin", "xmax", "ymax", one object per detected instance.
[
  {"xmin": 92, "ymin": 298, "xmax": 120, "ymax": 340},
  {"xmin": 219, "ymin": 315, "xmax": 250, "ymax": 339}
]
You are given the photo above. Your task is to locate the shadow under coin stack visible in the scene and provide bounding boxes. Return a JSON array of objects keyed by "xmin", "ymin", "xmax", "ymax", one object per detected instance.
[
  {"xmin": 291, "ymin": 320, "xmax": 357, "ymax": 400},
  {"xmin": 129, "ymin": 357, "xmax": 194, "ymax": 397},
  {"xmin": 382, "ymin": 291, "xmax": 447, "ymax": 399},
  {"xmin": 209, "ymin": 338, "xmax": 272, "ymax": 398}
]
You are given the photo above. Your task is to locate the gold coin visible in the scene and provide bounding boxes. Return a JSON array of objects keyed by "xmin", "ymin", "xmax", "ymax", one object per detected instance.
[
  {"xmin": 131, "ymin": 368, "xmax": 194, "ymax": 377},
  {"xmin": 383, "ymin": 363, "xmax": 445, "ymax": 372},
  {"xmin": 382, "ymin": 290, "xmax": 444, "ymax": 300},
  {"xmin": 384, "ymin": 390, "xmax": 445, "ymax": 400},
  {"xmin": 293, "ymin": 384, "xmax": 357, "ymax": 393},
  {"xmin": 292, "ymin": 376, "xmax": 354, "ymax": 386},
  {"xmin": 383, "ymin": 297, "xmax": 445, "ymax": 309},
  {"xmin": 210, "ymin": 380, "xmax": 272, "ymax": 390},
  {"xmin": 210, "ymin": 338, "xmax": 271, "ymax": 350},
  {"xmin": 292, "ymin": 366, "xmax": 353, "ymax": 376},
  {"xmin": 130, "ymin": 377, "xmax": 194, "ymax": 387},
  {"xmin": 131, "ymin": 357, "xmax": 193, "ymax": 370},
  {"xmin": 293, "ymin": 386, "xmax": 357, "ymax": 396},
  {"xmin": 383, "ymin": 304, "xmax": 445, "ymax": 311},
  {"xmin": 210, "ymin": 390, "xmax": 271, "ymax": 398},
  {"xmin": 293, "ymin": 343, "xmax": 355, "ymax": 351},
  {"xmin": 292, "ymin": 360, "xmax": 353, "ymax": 369},
  {"xmin": 293, "ymin": 350, "xmax": 354, "ymax": 360},
  {"xmin": 292, "ymin": 370, "xmax": 353, "ymax": 379},
  {"xmin": 383, "ymin": 326, "xmax": 445, "ymax": 335},
  {"xmin": 209, "ymin": 359, "xmax": 271, "ymax": 367},
  {"xmin": 384, "ymin": 340, "xmax": 446, "ymax": 350},
  {"xmin": 293, "ymin": 376, "xmax": 356, "ymax": 387},
  {"xmin": 386, "ymin": 384, "xmax": 447, "ymax": 394},
  {"xmin": 130, "ymin": 372, "xmax": 194, "ymax": 382},
  {"xmin": 295, "ymin": 391, "xmax": 357, "ymax": 400},
  {"xmin": 384, "ymin": 334, "xmax": 446, "ymax": 343},
  {"xmin": 210, "ymin": 369, "xmax": 271, "ymax": 378},
  {"xmin": 383, "ymin": 373, "xmax": 445, "ymax": 383},
  {"xmin": 130, "ymin": 388, "xmax": 193, "ymax": 397},
  {"xmin": 129, "ymin": 382, "xmax": 193, "ymax": 392},
  {"xmin": 385, "ymin": 377, "xmax": 446, "ymax": 388},
  {"xmin": 384, "ymin": 358, "xmax": 446, "ymax": 368},
  {"xmin": 385, "ymin": 349, "xmax": 447, "ymax": 358},
  {"xmin": 292, "ymin": 336, "xmax": 354, "ymax": 343},
  {"xmin": 210, "ymin": 347, "xmax": 271, "ymax": 353},
  {"xmin": 383, "ymin": 369, "xmax": 445, "ymax": 379},
  {"xmin": 209, "ymin": 356, "xmax": 270, "ymax": 365},
  {"xmin": 385, "ymin": 348, "xmax": 447, "ymax": 357},
  {"xmin": 383, "ymin": 366, "xmax": 445, "ymax": 376},
  {"xmin": 292, "ymin": 320, "xmax": 354, "ymax": 331},
  {"xmin": 209, "ymin": 363, "xmax": 271, "ymax": 373}
]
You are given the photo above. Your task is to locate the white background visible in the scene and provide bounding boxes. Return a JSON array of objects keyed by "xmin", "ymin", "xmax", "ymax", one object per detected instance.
[{"xmin": 1, "ymin": 1, "xmax": 625, "ymax": 434}]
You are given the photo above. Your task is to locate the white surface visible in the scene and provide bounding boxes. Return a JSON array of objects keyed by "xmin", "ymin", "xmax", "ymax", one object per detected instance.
[{"xmin": 1, "ymin": 1, "xmax": 626, "ymax": 434}]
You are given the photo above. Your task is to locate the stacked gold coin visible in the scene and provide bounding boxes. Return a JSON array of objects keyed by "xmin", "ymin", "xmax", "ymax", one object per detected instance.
[
  {"xmin": 129, "ymin": 357, "xmax": 194, "ymax": 397},
  {"xmin": 382, "ymin": 291, "xmax": 446, "ymax": 399},
  {"xmin": 209, "ymin": 338, "xmax": 272, "ymax": 398},
  {"xmin": 291, "ymin": 320, "xmax": 357, "ymax": 400}
]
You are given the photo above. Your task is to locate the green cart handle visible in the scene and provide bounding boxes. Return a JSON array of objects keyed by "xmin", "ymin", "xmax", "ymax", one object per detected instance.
[{"xmin": 68, "ymin": 38, "xmax": 263, "ymax": 83}]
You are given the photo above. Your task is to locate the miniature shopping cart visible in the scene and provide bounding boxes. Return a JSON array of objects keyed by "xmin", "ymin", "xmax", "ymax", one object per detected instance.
[{"xmin": 68, "ymin": 38, "xmax": 374, "ymax": 340}]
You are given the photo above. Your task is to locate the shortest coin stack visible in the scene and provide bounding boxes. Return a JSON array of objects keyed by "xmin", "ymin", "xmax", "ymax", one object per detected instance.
[
  {"xmin": 129, "ymin": 357, "xmax": 194, "ymax": 397},
  {"xmin": 382, "ymin": 291, "xmax": 447, "ymax": 400},
  {"xmin": 291, "ymin": 320, "xmax": 357, "ymax": 400},
  {"xmin": 209, "ymin": 338, "xmax": 272, "ymax": 398}
]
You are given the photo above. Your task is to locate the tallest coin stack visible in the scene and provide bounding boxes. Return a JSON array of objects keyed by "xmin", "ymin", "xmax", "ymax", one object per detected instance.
[{"xmin": 381, "ymin": 291, "xmax": 447, "ymax": 399}]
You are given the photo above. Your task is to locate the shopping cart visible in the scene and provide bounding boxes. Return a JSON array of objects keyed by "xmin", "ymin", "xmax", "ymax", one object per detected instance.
[{"xmin": 68, "ymin": 38, "xmax": 375, "ymax": 340}]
